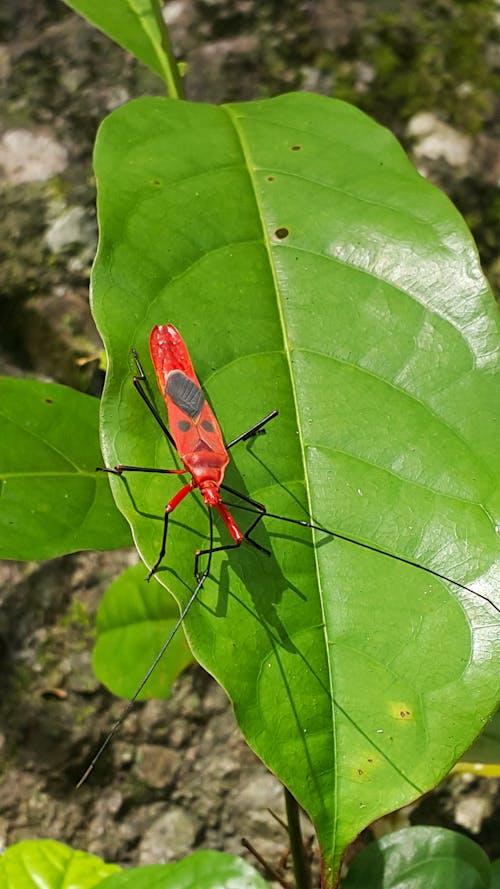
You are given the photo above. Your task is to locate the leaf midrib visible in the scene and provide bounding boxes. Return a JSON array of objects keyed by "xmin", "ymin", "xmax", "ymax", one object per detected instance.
[{"xmin": 224, "ymin": 103, "xmax": 339, "ymax": 856}]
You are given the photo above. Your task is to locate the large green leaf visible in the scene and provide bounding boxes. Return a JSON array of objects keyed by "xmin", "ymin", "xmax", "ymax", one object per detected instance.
[
  {"xmin": 91, "ymin": 92, "xmax": 500, "ymax": 884},
  {"xmin": 0, "ymin": 378, "xmax": 131, "ymax": 559},
  {"xmin": 0, "ymin": 840, "xmax": 119, "ymax": 889}
]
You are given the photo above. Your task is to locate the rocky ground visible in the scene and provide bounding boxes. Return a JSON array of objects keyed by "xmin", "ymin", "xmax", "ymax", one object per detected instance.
[{"xmin": 1, "ymin": 0, "xmax": 499, "ymax": 885}]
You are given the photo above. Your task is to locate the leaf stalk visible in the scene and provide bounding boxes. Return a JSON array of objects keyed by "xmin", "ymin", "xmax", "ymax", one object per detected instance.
[
  {"xmin": 152, "ymin": 1, "xmax": 184, "ymax": 98},
  {"xmin": 285, "ymin": 787, "xmax": 312, "ymax": 889}
]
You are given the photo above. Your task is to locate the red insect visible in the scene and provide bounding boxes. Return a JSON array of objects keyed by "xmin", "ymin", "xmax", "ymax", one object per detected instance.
[
  {"xmin": 149, "ymin": 324, "xmax": 249, "ymax": 557},
  {"xmin": 103, "ymin": 324, "xmax": 278, "ymax": 582}
]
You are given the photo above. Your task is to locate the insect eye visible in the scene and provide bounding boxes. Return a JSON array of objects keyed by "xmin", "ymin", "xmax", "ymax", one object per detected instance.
[
  {"xmin": 178, "ymin": 420, "xmax": 191, "ymax": 432},
  {"xmin": 201, "ymin": 420, "xmax": 215, "ymax": 433}
]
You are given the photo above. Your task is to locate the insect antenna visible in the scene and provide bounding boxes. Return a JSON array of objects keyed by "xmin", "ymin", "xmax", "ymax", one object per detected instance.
[
  {"xmin": 220, "ymin": 489, "xmax": 500, "ymax": 615},
  {"xmin": 76, "ymin": 511, "xmax": 215, "ymax": 788}
]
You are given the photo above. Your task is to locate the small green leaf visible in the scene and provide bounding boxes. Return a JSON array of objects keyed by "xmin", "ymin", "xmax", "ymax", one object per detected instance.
[
  {"xmin": 99, "ymin": 851, "xmax": 270, "ymax": 888},
  {"xmin": 0, "ymin": 378, "xmax": 131, "ymax": 559},
  {"xmin": 0, "ymin": 840, "xmax": 120, "ymax": 889},
  {"xmin": 342, "ymin": 826, "xmax": 491, "ymax": 889},
  {"xmin": 93, "ymin": 562, "xmax": 194, "ymax": 699},
  {"xmin": 63, "ymin": 0, "xmax": 177, "ymax": 86}
]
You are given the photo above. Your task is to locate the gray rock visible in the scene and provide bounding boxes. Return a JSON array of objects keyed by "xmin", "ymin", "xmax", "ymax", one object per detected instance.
[
  {"xmin": 0, "ymin": 129, "xmax": 68, "ymax": 185},
  {"xmin": 138, "ymin": 806, "xmax": 198, "ymax": 865}
]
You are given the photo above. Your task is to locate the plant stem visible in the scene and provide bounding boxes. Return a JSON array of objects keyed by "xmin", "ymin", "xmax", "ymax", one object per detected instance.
[
  {"xmin": 152, "ymin": 0, "xmax": 184, "ymax": 99},
  {"xmin": 285, "ymin": 787, "xmax": 311, "ymax": 889}
]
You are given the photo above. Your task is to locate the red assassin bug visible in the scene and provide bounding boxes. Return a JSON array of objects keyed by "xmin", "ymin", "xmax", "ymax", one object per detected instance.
[
  {"xmin": 79, "ymin": 325, "xmax": 499, "ymax": 787},
  {"xmin": 102, "ymin": 324, "xmax": 279, "ymax": 583}
]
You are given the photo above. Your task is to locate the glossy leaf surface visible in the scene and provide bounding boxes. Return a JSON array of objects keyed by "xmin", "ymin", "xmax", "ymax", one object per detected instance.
[
  {"xmin": 342, "ymin": 826, "xmax": 491, "ymax": 889},
  {"xmin": 0, "ymin": 840, "xmax": 119, "ymax": 889},
  {"xmin": 0, "ymin": 378, "xmax": 130, "ymax": 559},
  {"xmin": 91, "ymin": 92, "xmax": 500, "ymax": 883}
]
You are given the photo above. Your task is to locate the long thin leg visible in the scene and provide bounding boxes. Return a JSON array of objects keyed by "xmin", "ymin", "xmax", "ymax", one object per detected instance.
[
  {"xmin": 77, "ymin": 551, "xmax": 212, "ymax": 788},
  {"xmin": 220, "ymin": 482, "xmax": 273, "ymax": 551},
  {"xmin": 194, "ymin": 505, "xmax": 270, "ymax": 580},
  {"xmin": 193, "ymin": 508, "xmax": 214, "ymax": 581},
  {"xmin": 147, "ymin": 481, "xmax": 196, "ymax": 580},
  {"xmin": 97, "ymin": 465, "xmax": 185, "ymax": 476},
  {"xmin": 195, "ymin": 540, "xmax": 239, "ymax": 581},
  {"xmin": 221, "ymin": 482, "xmax": 266, "ymax": 510},
  {"xmin": 226, "ymin": 410, "xmax": 278, "ymax": 449},
  {"xmin": 131, "ymin": 349, "xmax": 176, "ymax": 448},
  {"xmin": 218, "ymin": 499, "xmax": 500, "ymax": 613}
]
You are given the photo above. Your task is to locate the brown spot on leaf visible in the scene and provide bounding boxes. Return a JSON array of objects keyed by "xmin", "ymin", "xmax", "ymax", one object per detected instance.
[{"xmin": 274, "ymin": 227, "xmax": 289, "ymax": 240}]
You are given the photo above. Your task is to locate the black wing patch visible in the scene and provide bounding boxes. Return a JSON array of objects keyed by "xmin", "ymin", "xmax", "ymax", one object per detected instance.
[{"xmin": 166, "ymin": 370, "xmax": 205, "ymax": 420}]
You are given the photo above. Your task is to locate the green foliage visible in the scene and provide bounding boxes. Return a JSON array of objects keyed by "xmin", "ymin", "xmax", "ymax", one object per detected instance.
[
  {"xmin": 62, "ymin": 0, "xmax": 174, "ymax": 86},
  {"xmin": 0, "ymin": 840, "xmax": 119, "ymax": 889},
  {"xmin": 3, "ymin": 830, "xmax": 498, "ymax": 888},
  {"xmin": 0, "ymin": 378, "xmax": 130, "ymax": 559},
  {"xmin": 99, "ymin": 851, "xmax": 270, "ymax": 888},
  {"xmin": 93, "ymin": 562, "xmax": 194, "ymax": 699},
  {"xmin": 0, "ymin": 842, "xmax": 269, "ymax": 889},
  {"xmin": 342, "ymin": 826, "xmax": 493, "ymax": 889},
  {"xmin": 90, "ymin": 91, "xmax": 500, "ymax": 883},
  {"xmin": 492, "ymin": 860, "xmax": 500, "ymax": 889}
]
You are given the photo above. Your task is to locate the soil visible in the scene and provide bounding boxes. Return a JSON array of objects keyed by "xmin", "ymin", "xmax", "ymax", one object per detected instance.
[{"xmin": 0, "ymin": 1, "xmax": 499, "ymax": 885}]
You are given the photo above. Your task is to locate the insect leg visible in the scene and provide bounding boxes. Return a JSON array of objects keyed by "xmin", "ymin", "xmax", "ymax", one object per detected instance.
[
  {"xmin": 226, "ymin": 410, "xmax": 278, "ymax": 449},
  {"xmin": 220, "ymin": 485, "xmax": 271, "ymax": 553},
  {"xmin": 193, "ymin": 491, "xmax": 270, "ymax": 580},
  {"xmin": 97, "ymin": 465, "xmax": 185, "ymax": 476},
  {"xmin": 77, "ymin": 562, "xmax": 209, "ymax": 788},
  {"xmin": 194, "ymin": 527, "xmax": 270, "ymax": 581},
  {"xmin": 220, "ymin": 498, "xmax": 500, "ymax": 612},
  {"xmin": 131, "ymin": 348, "xmax": 176, "ymax": 448},
  {"xmin": 147, "ymin": 480, "xmax": 196, "ymax": 580},
  {"xmin": 193, "ymin": 509, "xmax": 213, "ymax": 582}
]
